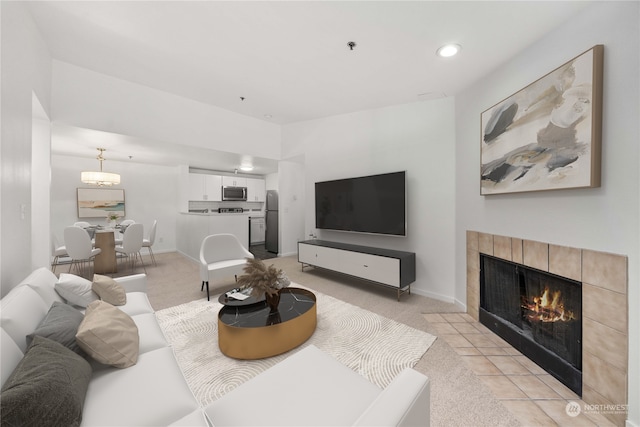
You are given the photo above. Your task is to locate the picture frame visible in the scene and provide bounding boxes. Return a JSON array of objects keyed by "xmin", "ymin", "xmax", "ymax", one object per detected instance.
[
  {"xmin": 480, "ymin": 45, "xmax": 603, "ymax": 195},
  {"xmin": 77, "ymin": 188, "xmax": 125, "ymax": 218}
]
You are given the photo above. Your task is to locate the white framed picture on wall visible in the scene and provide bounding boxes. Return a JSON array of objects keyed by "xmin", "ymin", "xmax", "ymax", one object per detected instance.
[{"xmin": 77, "ymin": 188, "xmax": 125, "ymax": 218}]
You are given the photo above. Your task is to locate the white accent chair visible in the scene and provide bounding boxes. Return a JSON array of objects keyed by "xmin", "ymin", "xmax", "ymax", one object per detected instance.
[
  {"xmin": 142, "ymin": 220, "xmax": 157, "ymax": 266},
  {"xmin": 64, "ymin": 226, "xmax": 102, "ymax": 278},
  {"xmin": 115, "ymin": 223, "xmax": 146, "ymax": 274},
  {"xmin": 199, "ymin": 234, "xmax": 254, "ymax": 301},
  {"xmin": 115, "ymin": 219, "xmax": 135, "ymax": 245},
  {"xmin": 50, "ymin": 233, "xmax": 68, "ymax": 273}
]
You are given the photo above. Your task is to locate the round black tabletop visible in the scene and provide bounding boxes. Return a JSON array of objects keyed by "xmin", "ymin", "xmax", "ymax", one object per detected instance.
[{"xmin": 218, "ymin": 287, "xmax": 265, "ymax": 307}]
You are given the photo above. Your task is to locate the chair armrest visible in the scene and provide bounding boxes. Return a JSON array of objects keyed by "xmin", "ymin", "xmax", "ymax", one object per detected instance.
[
  {"xmin": 353, "ymin": 369, "xmax": 430, "ymax": 427},
  {"xmin": 113, "ymin": 274, "xmax": 147, "ymax": 293}
]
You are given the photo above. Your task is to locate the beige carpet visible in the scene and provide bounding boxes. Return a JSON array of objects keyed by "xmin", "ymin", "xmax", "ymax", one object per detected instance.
[
  {"xmin": 140, "ymin": 252, "xmax": 520, "ymax": 426},
  {"xmin": 156, "ymin": 287, "xmax": 436, "ymax": 406}
]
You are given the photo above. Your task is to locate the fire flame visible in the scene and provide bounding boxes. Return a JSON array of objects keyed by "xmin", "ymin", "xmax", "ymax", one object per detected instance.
[{"xmin": 523, "ymin": 287, "xmax": 575, "ymax": 322}]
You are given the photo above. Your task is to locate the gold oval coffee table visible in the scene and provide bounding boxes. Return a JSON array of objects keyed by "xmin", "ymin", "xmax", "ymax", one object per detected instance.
[{"xmin": 217, "ymin": 288, "xmax": 317, "ymax": 360}]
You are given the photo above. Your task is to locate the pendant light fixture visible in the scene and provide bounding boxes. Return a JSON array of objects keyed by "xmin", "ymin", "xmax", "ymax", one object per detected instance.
[{"xmin": 81, "ymin": 148, "xmax": 120, "ymax": 186}]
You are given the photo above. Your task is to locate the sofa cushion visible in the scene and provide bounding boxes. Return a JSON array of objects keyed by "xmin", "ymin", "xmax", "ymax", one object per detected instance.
[
  {"xmin": 131, "ymin": 313, "xmax": 170, "ymax": 354},
  {"xmin": 204, "ymin": 345, "xmax": 381, "ymax": 426},
  {"xmin": 82, "ymin": 347, "xmax": 200, "ymax": 427},
  {"xmin": 92, "ymin": 274, "xmax": 127, "ymax": 306},
  {"xmin": 113, "ymin": 273, "xmax": 147, "ymax": 293},
  {"xmin": 117, "ymin": 292, "xmax": 155, "ymax": 316},
  {"xmin": 168, "ymin": 409, "xmax": 210, "ymax": 427},
  {"xmin": 1, "ymin": 330, "xmax": 24, "ymax": 388},
  {"xmin": 76, "ymin": 300, "xmax": 139, "ymax": 368},
  {"xmin": 0, "ymin": 285, "xmax": 49, "ymax": 352},
  {"xmin": 55, "ymin": 273, "xmax": 99, "ymax": 308},
  {"xmin": 20, "ymin": 267, "xmax": 64, "ymax": 307},
  {"xmin": 0, "ymin": 336, "xmax": 92, "ymax": 427},
  {"xmin": 352, "ymin": 368, "xmax": 430, "ymax": 427}
]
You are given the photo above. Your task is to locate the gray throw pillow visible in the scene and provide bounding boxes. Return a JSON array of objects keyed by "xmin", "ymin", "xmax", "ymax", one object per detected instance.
[
  {"xmin": 26, "ymin": 301, "xmax": 85, "ymax": 356},
  {"xmin": 0, "ymin": 335, "xmax": 92, "ymax": 427}
]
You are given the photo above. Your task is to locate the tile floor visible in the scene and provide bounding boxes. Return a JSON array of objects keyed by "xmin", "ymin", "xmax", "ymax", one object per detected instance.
[
  {"xmin": 423, "ymin": 313, "xmax": 617, "ymax": 426},
  {"xmin": 249, "ymin": 244, "xmax": 278, "ymax": 260}
]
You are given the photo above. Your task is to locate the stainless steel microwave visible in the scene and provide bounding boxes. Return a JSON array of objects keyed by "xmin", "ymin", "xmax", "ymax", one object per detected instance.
[{"xmin": 222, "ymin": 186, "xmax": 247, "ymax": 201}]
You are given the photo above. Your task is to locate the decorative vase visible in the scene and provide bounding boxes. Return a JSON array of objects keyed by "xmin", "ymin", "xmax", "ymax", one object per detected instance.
[
  {"xmin": 264, "ymin": 290, "xmax": 281, "ymax": 312},
  {"xmin": 108, "ymin": 220, "xmax": 116, "ymax": 228}
]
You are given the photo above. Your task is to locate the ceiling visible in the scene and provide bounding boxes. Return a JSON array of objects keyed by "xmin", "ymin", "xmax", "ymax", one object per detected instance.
[{"xmin": 26, "ymin": 1, "xmax": 593, "ymax": 173}]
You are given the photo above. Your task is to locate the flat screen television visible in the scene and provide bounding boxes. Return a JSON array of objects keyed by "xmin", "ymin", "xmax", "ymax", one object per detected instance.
[{"xmin": 315, "ymin": 171, "xmax": 406, "ymax": 236}]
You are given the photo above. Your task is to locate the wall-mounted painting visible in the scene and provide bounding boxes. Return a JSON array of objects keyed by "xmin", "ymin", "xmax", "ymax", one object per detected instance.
[
  {"xmin": 480, "ymin": 45, "xmax": 603, "ymax": 195},
  {"xmin": 77, "ymin": 188, "xmax": 125, "ymax": 218}
]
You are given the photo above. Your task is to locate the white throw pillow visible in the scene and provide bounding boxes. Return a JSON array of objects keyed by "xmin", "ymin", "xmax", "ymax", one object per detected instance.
[{"xmin": 54, "ymin": 274, "xmax": 99, "ymax": 308}]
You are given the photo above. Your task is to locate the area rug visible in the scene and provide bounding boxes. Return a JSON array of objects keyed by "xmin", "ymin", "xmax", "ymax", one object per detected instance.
[{"xmin": 156, "ymin": 286, "xmax": 436, "ymax": 407}]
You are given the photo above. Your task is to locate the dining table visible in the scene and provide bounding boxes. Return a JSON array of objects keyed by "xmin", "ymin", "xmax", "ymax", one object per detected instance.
[{"xmin": 93, "ymin": 229, "xmax": 118, "ymax": 274}]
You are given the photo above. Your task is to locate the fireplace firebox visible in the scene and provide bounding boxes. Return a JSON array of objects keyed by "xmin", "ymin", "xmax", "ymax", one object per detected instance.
[{"xmin": 479, "ymin": 254, "xmax": 582, "ymax": 395}]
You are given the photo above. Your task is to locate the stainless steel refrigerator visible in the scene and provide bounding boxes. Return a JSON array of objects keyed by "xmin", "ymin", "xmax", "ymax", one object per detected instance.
[{"xmin": 265, "ymin": 190, "xmax": 278, "ymax": 253}]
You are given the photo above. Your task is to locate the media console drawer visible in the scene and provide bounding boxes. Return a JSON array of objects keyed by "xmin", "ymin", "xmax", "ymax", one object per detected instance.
[{"xmin": 297, "ymin": 240, "xmax": 415, "ymax": 300}]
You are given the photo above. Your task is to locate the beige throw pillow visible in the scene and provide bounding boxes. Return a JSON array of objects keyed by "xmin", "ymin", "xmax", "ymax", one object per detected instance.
[
  {"xmin": 76, "ymin": 300, "xmax": 139, "ymax": 368},
  {"xmin": 92, "ymin": 274, "xmax": 127, "ymax": 306}
]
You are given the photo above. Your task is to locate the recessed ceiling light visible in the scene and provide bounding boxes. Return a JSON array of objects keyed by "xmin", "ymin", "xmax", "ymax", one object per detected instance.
[{"xmin": 436, "ymin": 44, "xmax": 461, "ymax": 58}]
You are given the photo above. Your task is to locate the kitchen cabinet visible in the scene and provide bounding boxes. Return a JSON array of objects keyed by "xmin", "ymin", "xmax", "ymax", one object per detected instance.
[
  {"xmin": 222, "ymin": 176, "xmax": 247, "ymax": 188},
  {"xmin": 246, "ymin": 178, "xmax": 266, "ymax": 202},
  {"xmin": 188, "ymin": 173, "xmax": 222, "ymax": 201}
]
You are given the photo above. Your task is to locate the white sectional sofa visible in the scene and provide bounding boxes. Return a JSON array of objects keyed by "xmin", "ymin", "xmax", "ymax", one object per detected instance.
[
  {"xmin": 1, "ymin": 267, "xmax": 430, "ymax": 426},
  {"xmin": 1, "ymin": 268, "xmax": 207, "ymax": 427}
]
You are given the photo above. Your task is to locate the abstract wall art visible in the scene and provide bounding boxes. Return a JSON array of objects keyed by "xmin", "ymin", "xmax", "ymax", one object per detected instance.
[
  {"xmin": 480, "ymin": 45, "xmax": 603, "ymax": 195},
  {"xmin": 77, "ymin": 188, "xmax": 125, "ymax": 218}
]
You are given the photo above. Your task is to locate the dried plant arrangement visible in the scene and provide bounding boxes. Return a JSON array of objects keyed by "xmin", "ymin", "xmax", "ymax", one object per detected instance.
[{"xmin": 236, "ymin": 258, "xmax": 290, "ymax": 297}]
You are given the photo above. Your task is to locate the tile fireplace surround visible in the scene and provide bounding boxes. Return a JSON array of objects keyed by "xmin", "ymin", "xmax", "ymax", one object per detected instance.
[{"xmin": 466, "ymin": 231, "xmax": 628, "ymax": 426}]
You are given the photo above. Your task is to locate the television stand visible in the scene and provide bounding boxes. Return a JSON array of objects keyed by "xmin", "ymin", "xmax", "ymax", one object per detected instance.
[{"xmin": 298, "ymin": 240, "xmax": 416, "ymax": 301}]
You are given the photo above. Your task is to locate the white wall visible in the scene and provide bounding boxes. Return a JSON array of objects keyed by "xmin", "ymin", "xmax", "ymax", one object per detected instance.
[
  {"xmin": 1, "ymin": 2, "xmax": 52, "ymax": 296},
  {"xmin": 454, "ymin": 3, "xmax": 639, "ymax": 425},
  {"xmin": 277, "ymin": 157, "xmax": 305, "ymax": 256},
  {"xmin": 282, "ymin": 98, "xmax": 457, "ymax": 301},
  {"xmin": 52, "ymin": 61, "xmax": 282, "ymax": 160},
  {"xmin": 31, "ymin": 94, "xmax": 52, "ymax": 270},
  {"xmin": 265, "ymin": 172, "xmax": 279, "ymax": 191},
  {"xmin": 51, "ymin": 155, "xmax": 179, "ymax": 256}
]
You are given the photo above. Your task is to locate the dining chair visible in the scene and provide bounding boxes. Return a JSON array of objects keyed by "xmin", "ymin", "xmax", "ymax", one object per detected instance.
[
  {"xmin": 73, "ymin": 221, "xmax": 91, "ymax": 228},
  {"xmin": 51, "ymin": 233, "xmax": 68, "ymax": 273},
  {"xmin": 64, "ymin": 226, "xmax": 102, "ymax": 278},
  {"xmin": 142, "ymin": 220, "xmax": 157, "ymax": 266},
  {"xmin": 199, "ymin": 233, "xmax": 254, "ymax": 301},
  {"xmin": 115, "ymin": 219, "xmax": 135, "ymax": 245},
  {"xmin": 115, "ymin": 223, "xmax": 146, "ymax": 273}
]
